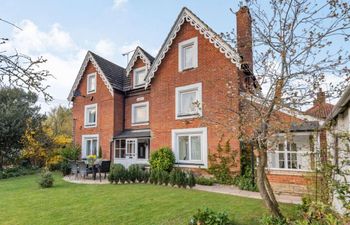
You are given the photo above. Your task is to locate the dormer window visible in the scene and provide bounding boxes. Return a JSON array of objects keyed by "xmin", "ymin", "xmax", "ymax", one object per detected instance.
[
  {"xmin": 178, "ymin": 37, "xmax": 198, "ymax": 72},
  {"xmin": 133, "ymin": 66, "xmax": 147, "ymax": 88},
  {"xmin": 87, "ymin": 73, "xmax": 96, "ymax": 94}
]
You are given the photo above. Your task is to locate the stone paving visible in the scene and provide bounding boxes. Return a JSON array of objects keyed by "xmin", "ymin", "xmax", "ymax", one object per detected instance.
[
  {"xmin": 63, "ymin": 176, "xmax": 301, "ymax": 204},
  {"xmin": 193, "ymin": 184, "xmax": 302, "ymax": 204}
]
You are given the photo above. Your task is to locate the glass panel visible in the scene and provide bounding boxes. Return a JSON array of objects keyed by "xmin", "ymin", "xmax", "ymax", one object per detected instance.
[
  {"xmin": 135, "ymin": 69, "xmax": 146, "ymax": 86},
  {"xmin": 278, "ymin": 152, "xmax": 285, "ymax": 168},
  {"xmin": 134, "ymin": 105, "xmax": 148, "ymax": 123},
  {"xmin": 115, "ymin": 140, "xmax": 126, "ymax": 159},
  {"xmin": 86, "ymin": 140, "xmax": 91, "ymax": 156},
  {"xmin": 88, "ymin": 75, "xmax": 96, "ymax": 92},
  {"xmin": 183, "ymin": 45, "xmax": 193, "ymax": 69},
  {"xmin": 180, "ymin": 91, "xmax": 196, "ymax": 115},
  {"xmin": 92, "ymin": 139, "xmax": 97, "ymax": 155},
  {"xmin": 137, "ymin": 139, "xmax": 148, "ymax": 159},
  {"xmin": 178, "ymin": 136, "xmax": 189, "ymax": 160},
  {"xmin": 88, "ymin": 108, "xmax": 96, "ymax": 123},
  {"xmin": 288, "ymin": 152, "xmax": 297, "ymax": 169},
  {"xmin": 190, "ymin": 136, "xmax": 201, "ymax": 160},
  {"xmin": 126, "ymin": 140, "xmax": 136, "ymax": 158}
]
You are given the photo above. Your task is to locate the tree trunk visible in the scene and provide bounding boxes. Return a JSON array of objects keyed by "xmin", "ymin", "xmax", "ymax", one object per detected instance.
[{"xmin": 256, "ymin": 147, "xmax": 283, "ymax": 218}]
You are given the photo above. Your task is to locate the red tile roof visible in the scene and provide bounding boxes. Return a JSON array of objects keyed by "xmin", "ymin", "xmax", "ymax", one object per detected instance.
[{"xmin": 305, "ymin": 103, "xmax": 334, "ymax": 119}]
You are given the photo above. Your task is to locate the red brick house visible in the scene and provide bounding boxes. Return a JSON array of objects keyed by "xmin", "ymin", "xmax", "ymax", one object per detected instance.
[{"xmin": 68, "ymin": 7, "xmax": 332, "ymax": 195}]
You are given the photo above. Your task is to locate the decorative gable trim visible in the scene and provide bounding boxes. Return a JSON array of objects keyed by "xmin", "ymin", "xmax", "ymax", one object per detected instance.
[
  {"xmin": 145, "ymin": 7, "xmax": 242, "ymax": 87},
  {"xmin": 68, "ymin": 52, "xmax": 114, "ymax": 101},
  {"xmin": 125, "ymin": 47, "xmax": 152, "ymax": 77}
]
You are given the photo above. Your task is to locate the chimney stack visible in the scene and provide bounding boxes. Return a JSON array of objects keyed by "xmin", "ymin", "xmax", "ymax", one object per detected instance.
[
  {"xmin": 236, "ymin": 6, "xmax": 253, "ymax": 71},
  {"xmin": 314, "ymin": 89, "xmax": 326, "ymax": 105}
]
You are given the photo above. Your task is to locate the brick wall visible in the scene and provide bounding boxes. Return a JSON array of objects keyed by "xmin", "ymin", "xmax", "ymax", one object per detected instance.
[
  {"xmin": 149, "ymin": 21, "xmax": 241, "ymax": 171},
  {"xmin": 72, "ymin": 61, "xmax": 118, "ymax": 159}
]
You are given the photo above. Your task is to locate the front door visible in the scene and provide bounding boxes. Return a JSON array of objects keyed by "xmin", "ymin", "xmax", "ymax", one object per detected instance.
[{"xmin": 114, "ymin": 138, "xmax": 149, "ymax": 168}]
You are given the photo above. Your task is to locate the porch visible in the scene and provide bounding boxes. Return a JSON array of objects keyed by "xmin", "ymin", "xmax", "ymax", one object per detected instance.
[{"xmin": 112, "ymin": 129, "xmax": 151, "ymax": 168}]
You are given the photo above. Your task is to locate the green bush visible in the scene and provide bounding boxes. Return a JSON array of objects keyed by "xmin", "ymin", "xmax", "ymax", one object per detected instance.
[
  {"xmin": 142, "ymin": 170, "xmax": 150, "ymax": 183},
  {"xmin": 233, "ymin": 174, "xmax": 258, "ymax": 192},
  {"xmin": 149, "ymin": 147, "xmax": 175, "ymax": 172},
  {"xmin": 259, "ymin": 215, "xmax": 287, "ymax": 225},
  {"xmin": 196, "ymin": 177, "xmax": 215, "ymax": 186},
  {"xmin": 128, "ymin": 164, "xmax": 142, "ymax": 183},
  {"xmin": 189, "ymin": 208, "xmax": 234, "ymax": 225},
  {"xmin": 108, "ymin": 164, "xmax": 127, "ymax": 184},
  {"xmin": 149, "ymin": 169, "xmax": 157, "ymax": 184},
  {"xmin": 58, "ymin": 145, "xmax": 80, "ymax": 175},
  {"xmin": 169, "ymin": 169, "xmax": 177, "ymax": 186},
  {"xmin": 174, "ymin": 168, "xmax": 187, "ymax": 188},
  {"xmin": 38, "ymin": 171, "xmax": 54, "ymax": 188},
  {"xmin": 0, "ymin": 167, "xmax": 38, "ymax": 180},
  {"xmin": 208, "ymin": 140, "xmax": 236, "ymax": 184},
  {"xmin": 187, "ymin": 172, "xmax": 196, "ymax": 188}
]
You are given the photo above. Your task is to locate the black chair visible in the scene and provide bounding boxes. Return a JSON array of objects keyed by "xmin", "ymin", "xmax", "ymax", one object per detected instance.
[{"xmin": 98, "ymin": 160, "xmax": 111, "ymax": 181}]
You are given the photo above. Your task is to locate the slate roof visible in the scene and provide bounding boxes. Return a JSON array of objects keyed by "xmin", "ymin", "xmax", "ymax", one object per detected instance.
[
  {"xmin": 290, "ymin": 121, "xmax": 319, "ymax": 132},
  {"xmin": 305, "ymin": 103, "xmax": 334, "ymax": 119},
  {"xmin": 89, "ymin": 51, "xmax": 126, "ymax": 91},
  {"xmin": 114, "ymin": 130, "xmax": 151, "ymax": 139},
  {"xmin": 138, "ymin": 47, "xmax": 155, "ymax": 63}
]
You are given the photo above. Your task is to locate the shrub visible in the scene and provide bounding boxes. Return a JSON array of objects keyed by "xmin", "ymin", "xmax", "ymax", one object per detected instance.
[
  {"xmin": 169, "ymin": 169, "xmax": 177, "ymax": 186},
  {"xmin": 142, "ymin": 170, "xmax": 150, "ymax": 183},
  {"xmin": 187, "ymin": 172, "xmax": 196, "ymax": 188},
  {"xmin": 57, "ymin": 145, "xmax": 80, "ymax": 175},
  {"xmin": 149, "ymin": 169, "xmax": 157, "ymax": 184},
  {"xmin": 0, "ymin": 167, "xmax": 38, "ymax": 180},
  {"xmin": 38, "ymin": 171, "xmax": 54, "ymax": 188},
  {"xmin": 208, "ymin": 140, "xmax": 236, "ymax": 184},
  {"xmin": 196, "ymin": 177, "xmax": 215, "ymax": 186},
  {"xmin": 128, "ymin": 164, "xmax": 142, "ymax": 183},
  {"xmin": 259, "ymin": 215, "xmax": 287, "ymax": 225},
  {"xmin": 233, "ymin": 171, "xmax": 258, "ymax": 192},
  {"xmin": 189, "ymin": 208, "xmax": 234, "ymax": 225},
  {"xmin": 162, "ymin": 170, "xmax": 170, "ymax": 185},
  {"xmin": 149, "ymin": 147, "xmax": 175, "ymax": 172},
  {"xmin": 108, "ymin": 164, "xmax": 127, "ymax": 184},
  {"xmin": 294, "ymin": 201, "xmax": 342, "ymax": 225},
  {"xmin": 174, "ymin": 168, "xmax": 187, "ymax": 188}
]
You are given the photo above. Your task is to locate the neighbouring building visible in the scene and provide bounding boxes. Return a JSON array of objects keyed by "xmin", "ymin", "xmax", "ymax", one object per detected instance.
[
  {"xmin": 326, "ymin": 86, "xmax": 350, "ymax": 214},
  {"xmin": 68, "ymin": 6, "xmax": 333, "ymax": 195}
]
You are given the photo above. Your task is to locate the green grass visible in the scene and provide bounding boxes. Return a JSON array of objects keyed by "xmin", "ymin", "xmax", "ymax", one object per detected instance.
[{"xmin": 0, "ymin": 173, "xmax": 298, "ymax": 225}]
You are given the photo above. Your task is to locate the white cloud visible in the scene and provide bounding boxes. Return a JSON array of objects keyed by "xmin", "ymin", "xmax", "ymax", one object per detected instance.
[
  {"xmin": 2, "ymin": 20, "xmax": 86, "ymax": 112},
  {"xmin": 113, "ymin": 0, "xmax": 128, "ymax": 10},
  {"xmin": 95, "ymin": 39, "xmax": 116, "ymax": 60},
  {"xmin": 119, "ymin": 40, "xmax": 141, "ymax": 53}
]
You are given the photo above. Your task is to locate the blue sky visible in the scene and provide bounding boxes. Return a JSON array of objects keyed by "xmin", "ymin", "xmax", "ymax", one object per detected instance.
[{"xmin": 1, "ymin": 0, "xmax": 240, "ymax": 112}]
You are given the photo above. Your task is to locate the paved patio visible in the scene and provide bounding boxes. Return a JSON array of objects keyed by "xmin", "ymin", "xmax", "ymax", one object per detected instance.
[
  {"xmin": 193, "ymin": 184, "xmax": 302, "ymax": 204},
  {"xmin": 63, "ymin": 176, "xmax": 301, "ymax": 204}
]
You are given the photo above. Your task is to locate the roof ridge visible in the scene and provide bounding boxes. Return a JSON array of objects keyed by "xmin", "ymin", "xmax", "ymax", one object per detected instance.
[{"xmin": 88, "ymin": 50, "xmax": 125, "ymax": 70}]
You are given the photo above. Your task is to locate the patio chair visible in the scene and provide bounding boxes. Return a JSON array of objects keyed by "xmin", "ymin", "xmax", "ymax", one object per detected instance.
[
  {"xmin": 70, "ymin": 161, "xmax": 78, "ymax": 179},
  {"xmin": 77, "ymin": 161, "xmax": 88, "ymax": 179},
  {"xmin": 98, "ymin": 160, "xmax": 111, "ymax": 181}
]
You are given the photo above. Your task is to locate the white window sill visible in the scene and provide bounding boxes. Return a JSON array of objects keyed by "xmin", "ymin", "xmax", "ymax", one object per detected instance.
[
  {"xmin": 131, "ymin": 122, "xmax": 149, "ymax": 126},
  {"xmin": 175, "ymin": 113, "xmax": 201, "ymax": 120},
  {"xmin": 266, "ymin": 168, "xmax": 313, "ymax": 174},
  {"xmin": 179, "ymin": 66, "xmax": 197, "ymax": 72},
  {"xmin": 87, "ymin": 90, "xmax": 96, "ymax": 94},
  {"xmin": 175, "ymin": 162, "xmax": 206, "ymax": 169},
  {"xmin": 84, "ymin": 124, "xmax": 97, "ymax": 128}
]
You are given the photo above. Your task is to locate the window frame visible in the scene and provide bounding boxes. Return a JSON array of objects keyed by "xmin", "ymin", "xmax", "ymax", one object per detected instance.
[
  {"xmin": 171, "ymin": 127, "xmax": 208, "ymax": 168},
  {"xmin": 133, "ymin": 66, "xmax": 147, "ymax": 89},
  {"xmin": 84, "ymin": 103, "xmax": 97, "ymax": 128},
  {"xmin": 131, "ymin": 101, "xmax": 149, "ymax": 126},
  {"xmin": 175, "ymin": 83, "xmax": 202, "ymax": 120},
  {"xmin": 178, "ymin": 37, "xmax": 198, "ymax": 72},
  {"xmin": 268, "ymin": 133, "xmax": 312, "ymax": 172},
  {"xmin": 87, "ymin": 73, "xmax": 97, "ymax": 94},
  {"xmin": 81, "ymin": 134, "xmax": 99, "ymax": 158}
]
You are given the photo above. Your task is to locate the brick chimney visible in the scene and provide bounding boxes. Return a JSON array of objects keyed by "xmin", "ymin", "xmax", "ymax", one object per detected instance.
[
  {"xmin": 236, "ymin": 6, "xmax": 253, "ymax": 71},
  {"xmin": 314, "ymin": 89, "xmax": 326, "ymax": 106}
]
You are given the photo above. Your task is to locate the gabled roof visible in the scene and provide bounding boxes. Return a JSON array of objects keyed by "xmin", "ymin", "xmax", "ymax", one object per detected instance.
[
  {"xmin": 327, "ymin": 85, "xmax": 350, "ymax": 120},
  {"xmin": 125, "ymin": 46, "xmax": 155, "ymax": 76},
  {"xmin": 68, "ymin": 51, "xmax": 126, "ymax": 101},
  {"xmin": 144, "ymin": 7, "xmax": 242, "ymax": 87},
  {"xmin": 305, "ymin": 103, "xmax": 334, "ymax": 119}
]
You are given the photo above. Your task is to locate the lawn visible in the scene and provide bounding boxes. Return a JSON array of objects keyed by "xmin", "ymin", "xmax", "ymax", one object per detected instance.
[{"xmin": 0, "ymin": 173, "xmax": 298, "ymax": 225}]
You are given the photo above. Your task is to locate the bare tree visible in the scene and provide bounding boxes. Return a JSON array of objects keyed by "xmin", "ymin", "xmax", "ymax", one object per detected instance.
[
  {"xmin": 216, "ymin": 0, "xmax": 350, "ymax": 218},
  {"xmin": 0, "ymin": 19, "xmax": 52, "ymax": 100}
]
